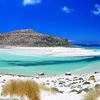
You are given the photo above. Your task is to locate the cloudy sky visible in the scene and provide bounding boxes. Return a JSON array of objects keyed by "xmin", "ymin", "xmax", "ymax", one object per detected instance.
[{"xmin": 0, "ymin": 0, "xmax": 100, "ymax": 44}]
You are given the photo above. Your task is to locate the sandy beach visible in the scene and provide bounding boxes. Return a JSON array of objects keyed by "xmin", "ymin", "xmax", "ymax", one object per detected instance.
[
  {"xmin": 0, "ymin": 72, "xmax": 100, "ymax": 100},
  {"xmin": 0, "ymin": 47, "xmax": 100, "ymax": 100},
  {"xmin": 0, "ymin": 46, "xmax": 100, "ymax": 75},
  {"xmin": 0, "ymin": 0, "xmax": 100, "ymax": 99},
  {"xmin": 0, "ymin": 46, "xmax": 100, "ymax": 57}
]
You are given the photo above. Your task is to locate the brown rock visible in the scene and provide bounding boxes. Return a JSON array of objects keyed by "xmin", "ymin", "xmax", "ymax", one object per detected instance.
[{"xmin": 88, "ymin": 75, "xmax": 96, "ymax": 82}]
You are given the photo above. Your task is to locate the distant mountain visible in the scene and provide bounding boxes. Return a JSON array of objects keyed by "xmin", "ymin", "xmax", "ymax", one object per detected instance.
[{"xmin": 0, "ymin": 29, "xmax": 70, "ymax": 47}]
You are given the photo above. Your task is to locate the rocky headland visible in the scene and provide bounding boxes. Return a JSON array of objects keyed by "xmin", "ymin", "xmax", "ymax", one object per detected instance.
[{"xmin": 0, "ymin": 29, "xmax": 70, "ymax": 47}]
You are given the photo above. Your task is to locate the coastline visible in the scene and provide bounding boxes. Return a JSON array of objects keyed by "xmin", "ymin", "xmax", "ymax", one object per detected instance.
[
  {"xmin": 0, "ymin": 46, "xmax": 100, "ymax": 100},
  {"xmin": 0, "ymin": 46, "xmax": 100, "ymax": 57},
  {"xmin": 0, "ymin": 46, "xmax": 100, "ymax": 75}
]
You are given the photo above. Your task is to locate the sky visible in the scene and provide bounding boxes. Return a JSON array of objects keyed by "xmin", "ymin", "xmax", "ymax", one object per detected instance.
[{"xmin": 0, "ymin": 0, "xmax": 100, "ymax": 44}]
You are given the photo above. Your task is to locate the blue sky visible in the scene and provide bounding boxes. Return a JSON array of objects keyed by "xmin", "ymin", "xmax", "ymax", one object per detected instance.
[{"xmin": 0, "ymin": 0, "xmax": 100, "ymax": 44}]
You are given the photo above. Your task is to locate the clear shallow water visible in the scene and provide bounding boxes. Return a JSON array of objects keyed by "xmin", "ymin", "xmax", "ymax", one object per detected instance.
[
  {"xmin": 0, "ymin": 46, "xmax": 100, "ymax": 75},
  {"xmin": 78, "ymin": 46, "xmax": 100, "ymax": 51}
]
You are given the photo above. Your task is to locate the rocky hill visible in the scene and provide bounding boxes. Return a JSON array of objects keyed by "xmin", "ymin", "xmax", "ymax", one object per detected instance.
[{"xmin": 0, "ymin": 29, "xmax": 70, "ymax": 47}]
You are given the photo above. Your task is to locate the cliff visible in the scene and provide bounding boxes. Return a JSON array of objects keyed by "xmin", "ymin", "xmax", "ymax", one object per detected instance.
[{"xmin": 0, "ymin": 29, "xmax": 70, "ymax": 47}]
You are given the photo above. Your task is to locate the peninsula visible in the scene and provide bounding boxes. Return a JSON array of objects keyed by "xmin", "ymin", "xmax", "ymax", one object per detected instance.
[{"xmin": 0, "ymin": 29, "xmax": 70, "ymax": 47}]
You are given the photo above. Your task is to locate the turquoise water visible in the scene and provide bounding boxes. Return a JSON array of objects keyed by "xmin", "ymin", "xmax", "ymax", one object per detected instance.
[{"xmin": 0, "ymin": 46, "xmax": 100, "ymax": 75}]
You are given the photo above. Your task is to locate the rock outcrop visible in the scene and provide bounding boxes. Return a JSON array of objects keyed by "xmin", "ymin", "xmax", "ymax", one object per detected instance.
[{"xmin": 0, "ymin": 29, "xmax": 70, "ymax": 47}]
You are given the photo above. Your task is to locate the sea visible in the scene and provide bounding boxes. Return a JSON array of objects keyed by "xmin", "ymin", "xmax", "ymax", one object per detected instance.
[{"xmin": 0, "ymin": 46, "xmax": 100, "ymax": 75}]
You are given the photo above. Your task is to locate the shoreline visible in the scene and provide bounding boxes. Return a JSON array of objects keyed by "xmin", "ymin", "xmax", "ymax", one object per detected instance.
[
  {"xmin": 0, "ymin": 46, "xmax": 100, "ymax": 76},
  {"xmin": 0, "ymin": 46, "xmax": 100, "ymax": 57},
  {"xmin": 0, "ymin": 46, "xmax": 100, "ymax": 99}
]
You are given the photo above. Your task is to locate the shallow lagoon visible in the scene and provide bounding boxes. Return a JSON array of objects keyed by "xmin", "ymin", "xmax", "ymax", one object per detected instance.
[{"xmin": 0, "ymin": 46, "xmax": 100, "ymax": 75}]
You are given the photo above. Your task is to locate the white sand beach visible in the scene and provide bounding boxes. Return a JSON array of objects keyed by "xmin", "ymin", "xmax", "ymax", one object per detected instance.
[
  {"xmin": 0, "ymin": 46, "xmax": 100, "ymax": 100},
  {"xmin": 0, "ymin": 72, "xmax": 100, "ymax": 100},
  {"xmin": 0, "ymin": 46, "xmax": 100, "ymax": 57}
]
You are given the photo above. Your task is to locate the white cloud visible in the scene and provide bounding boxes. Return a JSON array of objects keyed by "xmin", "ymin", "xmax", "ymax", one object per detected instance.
[
  {"xmin": 62, "ymin": 6, "xmax": 74, "ymax": 13},
  {"xmin": 92, "ymin": 4, "xmax": 100, "ymax": 15},
  {"xmin": 23, "ymin": 0, "xmax": 41, "ymax": 6}
]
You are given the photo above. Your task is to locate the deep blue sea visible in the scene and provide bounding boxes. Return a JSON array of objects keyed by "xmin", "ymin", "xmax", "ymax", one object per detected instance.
[{"xmin": 0, "ymin": 46, "xmax": 100, "ymax": 75}]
